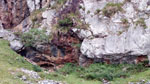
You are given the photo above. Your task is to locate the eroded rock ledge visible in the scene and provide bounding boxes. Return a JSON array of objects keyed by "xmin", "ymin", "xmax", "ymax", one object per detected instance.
[{"xmin": 1, "ymin": 0, "xmax": 150, "ymax": 67}]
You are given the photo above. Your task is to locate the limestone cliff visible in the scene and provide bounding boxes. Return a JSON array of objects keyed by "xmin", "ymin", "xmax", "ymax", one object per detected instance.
[{"xmin": 1, "ymin": 0, "xmax": 150, "ymax": 66}]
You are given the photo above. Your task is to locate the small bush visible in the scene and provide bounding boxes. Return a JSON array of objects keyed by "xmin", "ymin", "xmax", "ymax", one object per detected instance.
[
  {"xmin": 21, "ymin": 28, "xmax": 49, "ymax": 47},
  {"xmin": 95, "ymin": 9, "xmax": 101, "ymax": 14},
  {"xmin": 121, "ymin": 18, "xmax": 128, "ymax": 24},
  {"xmin": 57, "ymin": 63, "xmax": 82, "ymax": 75},
  {"xmin": 87, "ymin": 10, "xmax": 91, "ymax": 14},
  {"xmin": 57, "ymin": 0, "xmax": 67, "ymax": 4},
  {"xmin": 136, "ymin": 18, "xmax": 147, "ymax": 29},
  {"xmin": 58, "ymin": 17, "xmax": 73, "ymax": 28},
  {"xmin": 102, "ymin": 3, "xmax": 123, "ymax": 17},
  {"xmin": 33, "ymin": 65, "xmax": 42, "ymax": 72}
]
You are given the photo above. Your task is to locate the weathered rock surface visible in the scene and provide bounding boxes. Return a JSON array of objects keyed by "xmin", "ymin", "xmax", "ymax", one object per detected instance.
[
  {"xmin": 27, "ymin": 0, "xmax": 51, "ymax": 12},
  {"xmin": 38, "ymin": 80, "xmax": 65, "ymax": 84},
  {"xmin": 18, "ymin": 68, "xmax": 65, "ymax": 84},
  {"xmin": 0, "ymin": 0, "xmax": 30, "ymax": 29},
  {"xmin": 20, "ymin": 30, "xmax": 81, "ymax": 68},
  {"xmin": 79, "ymin": 0, "xmax": 150, "ymax": 63},
  {"xmin": 20, "ymin": 68, "xmax": 41, "ymax": 79},
  {"xmin": 1, "ymin": 0, "xmax": 150, "ymax": 65},
  {"xmin": 0, "ymin": 22, "xmax": 23, "ymax": 51},
  {"xmin": 41, "ymin": 9, "xmax": 56, "ymax": 35}
]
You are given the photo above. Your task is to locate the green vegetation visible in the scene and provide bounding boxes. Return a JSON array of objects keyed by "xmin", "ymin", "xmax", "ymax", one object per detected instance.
[
  {"xmin": 56, "ymin": 17, "xmax": 74, "ymax": 33},
  {"xmin": 121, "ymin": 18, "xmax": 129, "ymax": 28},
  {"xmin": 33, "ymin": 65, "xmax": 42, "ymax": 72},
  {"xmin": 51, "ymin": 0, "xmax": 67, "ymax": 9},
  {"xmin": 121, "ymin": 18, "xmax": 128, "ymax": 24},
  {"xmin": 72, "ymin": 43, "xmax": 81, "ymax": 49},
  {"xmin": 102, "ymin": 3, "xmax": 123, "ymax": 17},
  {"xmin": 58, "ymin": 17, "xmax": 73, "ymax": 29},
  {"xmin": 95, "ymin": 9, "xmax": 101, "ymax": 14},
  {"xmin": 54, "ymin": 63, "xmax": 147, "ymax": 81},
  {"xmin": 54, "ymin": 12, "xmax": 89, "ymax": 33},
  {"xmin": 57, "ymin": 0, "xmax": 67, "ymax": 5},
  {"xmin": 0, "ymin": 39, "xmax": 34, "ymax": 84},
  {"xmin": 21, "ymin": 28, "xmax": 49, "ymax": 47},
  {"xmin": 1, "ymin": 39, "xmax": 150, "ymax": 84},
  {"xmin": 87, "ymin": 10, "xmax": 91, "ymax": 14},
  {"xmin": 30, "ymin": 9, "xmax": 46, "ymax": 28},
  {"xmin": 111, "ymin": 70, "xmax": 150, "ymax": 84},
  {"xmin": 136, "ymin": 18, "xmax": 147, "ymax": 29}
]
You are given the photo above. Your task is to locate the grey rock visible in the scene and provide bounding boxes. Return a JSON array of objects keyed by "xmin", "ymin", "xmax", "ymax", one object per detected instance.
[
  {"xmin": 0, "ymin": 23, "xmax": 23, "ymax": 51},
  {"xmin": 41, "ymin": 9, "xmax": 56, "ymax": 35},
  {"xmin": 72, "ymin": 28, "xmax": 92, "ymax": 39},
  {"xmin": 20, "ymin": 68, "xmax": 41, "ymax": 79},
  {"xmin": 38, "ymin": 80, "xmax": 65, "ymax": 84},
  {"xmin": 10, "ymin": 40, "xmax": 23, "ymax": 51},
  {"xmin": 79, "ymin": 0, "xmax": 150, "ymax": 63},
  {"xmin": 21, "ymin": 75, "xmax": 27, "ymax": 81}
]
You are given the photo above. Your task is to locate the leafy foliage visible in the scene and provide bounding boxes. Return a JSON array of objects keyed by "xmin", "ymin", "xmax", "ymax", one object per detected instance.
[
  {"xmin": 21, "ymin": 28, "xmax": 49, "ymax": 47},
  {"xmin": 58, "ymin": 17, "xmax": 73, "ymax": 28},
  {"xmin": 57, "ymin": 63, "xmax": 147, "ymax": 81},
  {"xmin": 33, "ymin": 65, "xmax": 42, "ymax": 72}
]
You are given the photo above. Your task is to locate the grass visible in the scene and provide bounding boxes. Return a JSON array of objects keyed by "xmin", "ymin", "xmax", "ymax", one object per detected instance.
[
  {"xmin": 111, "ymin": 69, "xmax": 150, "ymax": 84},
  {"xmin": 0, "ymin": 39, "xmax": 34, "ymax": 84},
  {"xmin": 39, "ymin": 71, "xmax": 101, "ymax": 84},
  {"xmin": 136, "ymin": 18, "xmax": 147, "ymax": 29},
  {"xmin": 102, "ymin": 3, "xmax": 123, "ymax": 17},
  {"xmin": 38, "ymin": 62, "xmax": 150, "ymax": 84},
  {"xmin": 55, "ymin": 63, "xmax": 148, "ymax": 81}
]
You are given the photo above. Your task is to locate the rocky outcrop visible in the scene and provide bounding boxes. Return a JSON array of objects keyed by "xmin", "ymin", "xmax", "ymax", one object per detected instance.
[
  {"xmin": 19, "ymin": 30, "xmax": 81, "ymax": 68},
  {"xmin": 0, "ymin": 0, "xmax": 30, "ymax": 29},
  {"xmin": 2, "ymin": 0, "xmax": 150, "ymax": 66},
  {"xmin": 27, "ymin": 0, "xmax": 51, "ymax": 12},
  {"xmin": 79, "ymin": 0, "xmax": 150, "ymax": 64},
  {"xmin": 0, "ymin": 22, "xmax": 23, "ymax": 51}
]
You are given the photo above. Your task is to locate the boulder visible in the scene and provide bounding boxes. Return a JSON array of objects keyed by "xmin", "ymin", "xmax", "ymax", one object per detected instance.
[
  {"xmin": 0, "ymin": 22, "xmax": 23, "ymax": 51},
  {"xmin": 10, "ymin": 40, "xmax": 23, "ymax": 51}
]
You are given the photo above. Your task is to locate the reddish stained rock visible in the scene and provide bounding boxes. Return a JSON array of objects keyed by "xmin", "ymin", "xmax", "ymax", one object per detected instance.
[
  {"xmin": 0, "ymin": 0, "xmax": 30, "ymax": 29},
  {"xmin": 20, "ymin": 30, "xmax": 82, "ymax": 68}
]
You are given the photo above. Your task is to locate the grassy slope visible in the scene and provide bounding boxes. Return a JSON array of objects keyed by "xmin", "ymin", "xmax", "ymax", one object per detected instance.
[
  {"xmin": 0, "ymin": 39, "xmax": 150, "ymax": 84},
  {"xmin": 0, "ymin": 39, "xmax": 100, "ymax": 84},
  {"xmin": 111, "ymin": 69, "xmax": 150, "ymax": 84},
  {"xmin": 0, "ymin": 39, "xmax": 34, "ymax": 84}
]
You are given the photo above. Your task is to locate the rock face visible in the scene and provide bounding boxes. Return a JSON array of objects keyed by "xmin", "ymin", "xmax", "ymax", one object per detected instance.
[
  {"xmin": 27, "ymin": 0, "xmax": 51, "ymax": 12},
  {"xmin": 0, "ymin": 0, "xmax": 30, "ymax": 29},
  {"xmin": 0, "ymin": 21, "xmax": 23, "ymax": 51},
  {"xmin": 79, "ymin": 0, "xmax": 150, "ymax": 64},
  {"xmin": 1, "ymin": 0, "xmax": 150, "ymax": 65},
  {"xmin": 20, "ymin": 30, "xmax": 81, "ymax": 68}
]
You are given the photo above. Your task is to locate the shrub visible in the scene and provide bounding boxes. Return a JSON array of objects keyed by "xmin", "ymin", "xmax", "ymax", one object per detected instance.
[
  {"xmin": 58, "ymin": 17, "xmax": 73, "ymax": 28},
  {"xmin": 95, "ymin": 9, "xmax": 101, "ymax": 14},
  {"xmin": 87, "ymin": 10, "xmax": 91, "ymax": 14},
  {"xmin": 121, "ymin": 18, "xmax": 128, "ymax": 24},
  {"xmin": 57, "ymin": 0, "xmax": 67, "ymax": 4},
  {"xmin": 102, "ymin": 3, "xmax": 123, "ymax": 17},
  {"xmin": 57, "ymin": 63, "xmax": 81, "ymax": 75},
  {"xmin": 21, "ymin": 28, "xmax": 49, "ymax": 47},
  {"xmin": 57, "ymin": 63, "xmax": 147, "ymax": 81},
  {"xmin": 33, "ymin": 65, "xmax": 42, "ymax": 72},
  {"xmin": 136, "ymin": 18, "xmax": 147, "ymax": 29}
]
